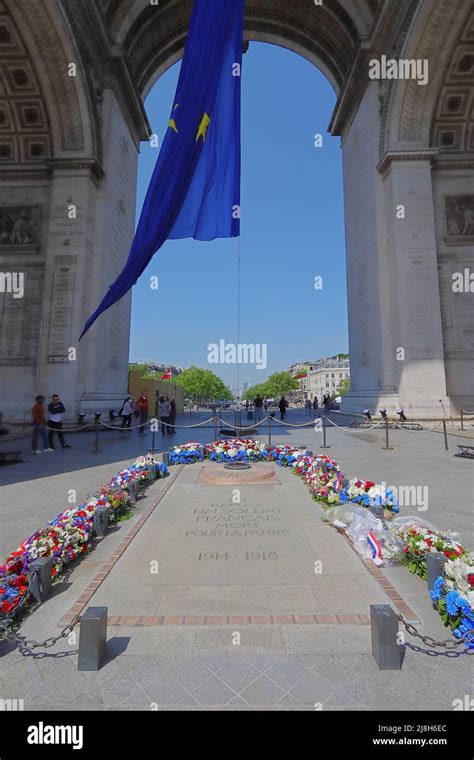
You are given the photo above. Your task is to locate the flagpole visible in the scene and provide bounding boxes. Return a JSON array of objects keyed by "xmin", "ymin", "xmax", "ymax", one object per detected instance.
[{"xmin": 236, "ymin": 235, "xmax": 241, "ymax": 424}]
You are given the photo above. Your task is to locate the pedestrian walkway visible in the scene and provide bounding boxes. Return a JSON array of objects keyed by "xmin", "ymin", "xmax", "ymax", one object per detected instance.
[{"xmin": 0, "ymin": 460, "xmax": 471, "ymax": 711}]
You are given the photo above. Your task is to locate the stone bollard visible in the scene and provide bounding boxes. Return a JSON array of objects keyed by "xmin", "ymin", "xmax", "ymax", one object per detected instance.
[
  {"xmin": 427, "ymin": 552, "xmax": 446, "ymax": 595},
  {"xmin": 127, "ymin": 480, "xmax": 139, "ymax": 503},
  {"xmin": 162, "ymin": 452, "xmax": 170, "ymax": 466},
  {"xmin": 93, "ymin": 509, "xmax": 109, "ymax": 539},
  {"xmin": 370, "ymin": 604, "xmax": 402, "ymax": 670},
  {"xmin": 29, "ymin": 557, "xmax": 55, "ymax": 604},
  {"xmin": 77, "ymin": 607, "xmax": 108, "ymax": 671}
]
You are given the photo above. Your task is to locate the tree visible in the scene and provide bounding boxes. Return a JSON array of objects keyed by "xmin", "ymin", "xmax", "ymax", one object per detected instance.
[
  {"xmin": 265, "ymin": 371, "xmax": 299, "ymax": 398},
  {"xmin": 244, "ymin": 372, "xmax": 298, "ymax": 400},
  {"xmin": 174, "ymin": 367, "xmax": 232, "ymax": 404},
  {"xmin": 335, "ymin": 377, "xmax": 350, "ymax": 396}
]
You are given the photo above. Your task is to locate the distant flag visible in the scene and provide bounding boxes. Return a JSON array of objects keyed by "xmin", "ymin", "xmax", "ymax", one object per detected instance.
[
  {"xmin": 80, "ymin": 0, "xmax": 244, "ymax": 339},
  {"xmin": 160, "ymin": 368, "xmax": 172, "ymax": 381},
  {"xmin": 293, "ymin": 370, "xmax": 308, "ymax": 380}
]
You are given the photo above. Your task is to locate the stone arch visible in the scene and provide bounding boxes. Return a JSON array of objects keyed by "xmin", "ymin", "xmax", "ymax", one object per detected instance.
[
  {"xmin": 381, "ymin": 0, "xmax": 472, "ymax": 154},
  {"xmin": 119, "ymin": 0, "xmax": 365, "ymax": 100},
  {"xmin": 3, "ymin": 0, "xmax": 95, "ymax": 161}
]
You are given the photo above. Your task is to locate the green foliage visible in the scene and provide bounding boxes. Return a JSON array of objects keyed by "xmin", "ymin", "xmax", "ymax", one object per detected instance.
[
  {"xmin": 174, "ymin": 366, "xmax": 232, "ymax": 403},
  {"xmin": 243, "ymin": 372, "xmax": 299, "ymax": 400},
  {"xmin": 336, "ymin": 377, "xmax": 350, "ymax": 396}
]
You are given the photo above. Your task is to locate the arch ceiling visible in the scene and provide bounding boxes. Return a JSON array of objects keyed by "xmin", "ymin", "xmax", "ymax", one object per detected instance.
[{"xmin": 102, "ymin": 0, "xmax": 381, "ymax": 97}]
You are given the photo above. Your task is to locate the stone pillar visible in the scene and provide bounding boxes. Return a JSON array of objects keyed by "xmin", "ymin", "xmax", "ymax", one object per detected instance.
[
  {"xmin": 381, "ymin": 156, "xmax": 449, "ymax": 416},
  {"xmin": 35, "ymin": 164, "xmax": 100, "ymax": 418},
  {"xmin": 340, "ymin": 84, "xmax": 400, "ymax": 415},
  {"xmin": 78, "ymin": 88, "xmax": 139, "ymax": 417}
]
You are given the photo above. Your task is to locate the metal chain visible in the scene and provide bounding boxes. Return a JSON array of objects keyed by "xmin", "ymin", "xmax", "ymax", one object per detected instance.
[
  {"xmin": 398, "ymin": 614, "xmax": 474, "ymax": 650},
  {"xmin": 0, "ymin": 614, "xmax": 81, "ymax": 654}
]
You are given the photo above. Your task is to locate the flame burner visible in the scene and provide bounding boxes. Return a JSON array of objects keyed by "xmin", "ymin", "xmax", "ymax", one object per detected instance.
[{"xmin": 223, "ymin": 461, "xmax": 252, "ymax": 471}]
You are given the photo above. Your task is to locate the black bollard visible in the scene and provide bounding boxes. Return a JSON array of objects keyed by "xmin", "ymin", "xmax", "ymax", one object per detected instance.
[
  {"xmin": 427, "ymin": 552, "xmax": 446, "ymax": 594},
  {"xmin": 382, "ymin": 416, "xmax": 393, "ymax": 450},
  {"xmin": 93, "ymin": 509, "xmax": 109, "ymax": 539},
  {"xmin": 77, "ymin": 607, "xmax": 108, "ymax": 671},
  {"xmin": 370, "ymin": 604, "xmax": 402, "ymax": 670},
  {"xmin": 29, "ymin": 557, "xmax": 55, "ymax": 604},
  {"xmin": 320, "ymin": 416, "xmax": 330, "ymax": 449}
]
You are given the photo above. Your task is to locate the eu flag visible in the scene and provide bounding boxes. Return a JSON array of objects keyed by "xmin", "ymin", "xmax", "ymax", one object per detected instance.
[{"xmin": 80, "ymin": 0, "xmax": 243, "ymax": 338}]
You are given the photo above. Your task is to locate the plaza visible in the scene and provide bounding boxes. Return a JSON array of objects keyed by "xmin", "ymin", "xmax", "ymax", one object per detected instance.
[{"xmin": 0, "ymin": 408, "xmax": 472, "ymax": 711}]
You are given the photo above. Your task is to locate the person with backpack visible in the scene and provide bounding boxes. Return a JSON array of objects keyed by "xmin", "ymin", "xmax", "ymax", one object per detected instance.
[
  {"xmin": 278, "ymin": 396, "xmax": 288, "ymax": 420},
  {"xmin": 158, "ymin": 395, "xmax": 170, "ymax": 434},
  {"xmin": 119, "ymin": 397, "xmax": 133, "ymax": 429}
]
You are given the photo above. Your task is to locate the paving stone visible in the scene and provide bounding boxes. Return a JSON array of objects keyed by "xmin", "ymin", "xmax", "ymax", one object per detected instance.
[
  {"xmin": 191, "ymin": 676, "xmax": 236, "ymax": 706},
  {"xmin": 239, "ymin": 675, "xmax": 286, "ymax": 706},
  {"xmin": 265, "ymin": 658, "xmax": 307, "ymax": 688},
  {"xmin": 140, "ymin": 672, "xmax": 188, "ymax": 705},
  {"xmin": 173, "ymin": 657, "xmax": 216, "ymax": 691},
  {"xmin": 289, "ymin": 670, "xmax": 336, "ymax": 705},
  {"xmin": 213, "ymin": 658, "xmax": 261, "ymax": 693}
]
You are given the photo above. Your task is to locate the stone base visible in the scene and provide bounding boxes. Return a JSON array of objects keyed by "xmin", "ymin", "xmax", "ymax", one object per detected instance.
[{"xmin": 197, "ymin": 463, "xmax": 281, "ymax": 485}]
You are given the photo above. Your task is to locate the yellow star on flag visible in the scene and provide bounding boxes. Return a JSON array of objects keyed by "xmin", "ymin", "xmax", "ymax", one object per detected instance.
[{"xmin": 196, "ymin": 112, "xmax": 210, "ymax": 142}]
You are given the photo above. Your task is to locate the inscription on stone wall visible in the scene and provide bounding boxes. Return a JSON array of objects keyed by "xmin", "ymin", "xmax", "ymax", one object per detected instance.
[
  {"xmin": 46, "ymin": 255, "xmax": 77, "ymax": 362},
  {"xmin": 403, "ymin": 255, "xmax": 437, "ymax": 357},
  {"xmin": 0, "ymin": 265, "xmax": 44, "ymax": 365},
  {"xmin": 50, "ymin": 203, "xmax": 85, "ymax": 247}
]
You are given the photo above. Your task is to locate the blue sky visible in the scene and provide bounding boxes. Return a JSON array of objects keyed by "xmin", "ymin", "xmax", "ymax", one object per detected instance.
[{"xmin": 129, "ymin": 42, "xmax": 348, "ymax": 392}]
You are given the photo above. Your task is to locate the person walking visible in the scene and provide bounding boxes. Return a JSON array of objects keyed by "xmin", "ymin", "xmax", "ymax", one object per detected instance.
[
  {"xmin": 305, "ymin": 398, "xmax": 312, "ymax": 417},
  {"xmin": 47, "ymin": 394, "xmax": 71, "ymax": 449},
  {"xmin": 136, "ymin": 391, "xmax": 149, "ymax": 436},
  {"xmin": 279, "ymin": 396, "xmax": 288, "ymax": 420},
  {"xmin": 119, "ymin": 397, "xmax": 133, "ymax": 429},
  {"xmin": 254, "ymin": 394, "xmax": 263, "ymax": 421},
  {"xmin": 32, "ymin": 395, "xmax": 52, "ymax": 454},
  {"xmin": 313, "ymin": 396, "xmax": 319, "ymax": 411},
  {"xmin": 158, "ymin": 395, "xmax": 170, "ymax": 434},
  {"xmin": 168, "ymin": 398, "xmax": 177, "ymax": 433}
]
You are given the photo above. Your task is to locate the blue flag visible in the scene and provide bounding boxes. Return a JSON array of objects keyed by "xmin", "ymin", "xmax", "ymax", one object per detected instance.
[{"xmin": 80, "ymin": 0, "xmax": 243, "ymax": 339}]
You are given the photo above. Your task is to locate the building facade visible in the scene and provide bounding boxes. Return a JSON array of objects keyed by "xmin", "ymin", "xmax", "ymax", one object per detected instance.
[{"xmin": 290, "ymin": 356, "xmax": 350, "ymax": 401}]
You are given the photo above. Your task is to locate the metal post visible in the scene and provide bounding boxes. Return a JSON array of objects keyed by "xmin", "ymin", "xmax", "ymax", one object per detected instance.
[
  {"xmin": 213, "ymin": 415, "xmax": 218, "ymax": 441},
  {"xmin": 29, "ymin": 557, "xmax": 55, "ymax": 604},
  {"xmin": 78, "ymin": 606, "xmax": 108, "ymax": 671},
  {"xmin": 382, "ymin": 416, "xmax": 393, "ymax": 450},
  {"xmin": 427, "ymin": 552, "xmax": 446, "ymax": 595},
  {"xmin": 442, "ymin": 419, "xmax": 449, "ymax": 451},
  {"xmin": 268, "ymin": 415, "xmax": 272, "ymax": 447},
  {"xmin": 320, "ymin": 416, "xmax": 330, "ymax": 449},
  {"xmin": 91, "ymin": 419, "xmax": 101, "ymax": 454},
  {"xmin": 460, "ymin": 409, "xmax": 464, "ymax": 431},
  {"xmin": 370, "ymin": 604, "xmax": 402, "ymax": 670}
]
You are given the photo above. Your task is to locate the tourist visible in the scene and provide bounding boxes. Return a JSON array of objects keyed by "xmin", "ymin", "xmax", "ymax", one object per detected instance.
[
  {"xmin": 31, "ymin": 395, "xmax": 52, "ymax": 454},
  {"xmin": 313, "ymin": 396, "xmax": 319, "ymax": 411},
  {"xmin": 136, "ymin": 391, "xmax": 149, "ymax": 435},
  {"xmin": 168, "ymin": 398, "xmax": 177, "ymax": 433},
  {"xmin": 47, "ymin": 394, "xmax": 71, "ymax": 449},
  {"xmin": 158, "ymin": 395, "xmax": 170, "ymax": 434},
  {"xmin": 263, "ymin": 398, "xmax": 268, "ymax": 411},
  {"xmin": 305, "ymin": 398, "xmax": 312, "ymax": 416},
  {"xmin": 279, "ymin": 396, "xmax": 288, "ymax": 420},
  {"xmin": 254, "ymin": 394, "xmax": 263, "ymax": 421},
  {"xmin": 119, "ymin": 396, "xmax": 133, "ymax": 429}
]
